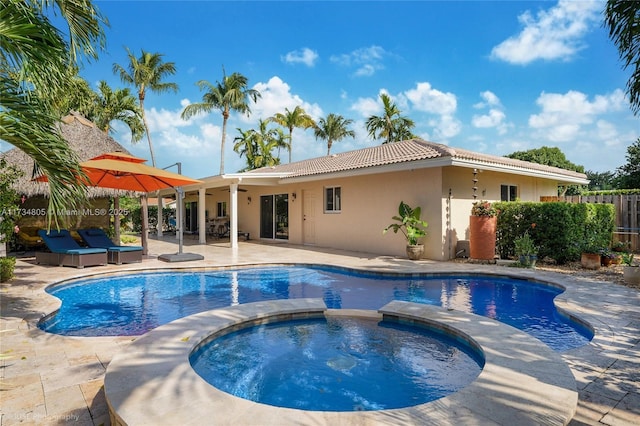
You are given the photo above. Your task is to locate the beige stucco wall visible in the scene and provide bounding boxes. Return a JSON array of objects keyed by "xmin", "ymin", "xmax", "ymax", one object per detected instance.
[
  {"xmin": 233, "ymin": 169, "xmax": 444, "ymax": 259},
  {"xmin": 188, "ymin": 165, "xmax": 565, "ymax": 261}
]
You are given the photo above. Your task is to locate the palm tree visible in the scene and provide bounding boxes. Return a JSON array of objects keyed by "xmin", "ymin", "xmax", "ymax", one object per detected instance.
[
  {"xmin": 313, "ymin": 113, "xmax": 356, "ymax": 155},
  {"xmin": 232, "ymin": 128, "xmax": 258, "ymax": 171},
  {"xmin": 1, "ymin": 0, "xmax": 107, "ymax": 225},
  {"xmin": 113, "ymin": 49, "xmax": 178, "ymax": 166},
  {"xmin": 268, "ymin": 106, "xmax": 316, "ymax": 163},
  {"xmin": 233, "ymin": 120, "xmax": 290, "ymax": 171},
  {"xmin": 366, "ymin": 93, "xmax": 416, "ymax": 144},
  {"xmin": 50, "ymin": 67, "xmax": 97, "ymax": 118},
  {"xmin": 92, "ymin": 81, "xmax": 145, "ymax": 142},
  {"xmin": 181, "ymin": 69, "xmax": 261, "ymax": 174},
  {"xmin": 605, "ymin": 0, "xmax": 640, "ymax": 115}
]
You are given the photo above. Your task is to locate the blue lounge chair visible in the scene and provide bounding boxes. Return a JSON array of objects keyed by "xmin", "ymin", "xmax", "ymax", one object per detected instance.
[
  {"xmin": 78, "ymin": 228, "xmax": 143, "ymax": 265},
  {"xmin": 36, "ymin": 229, "xmax": 108, "ymax": 268}
]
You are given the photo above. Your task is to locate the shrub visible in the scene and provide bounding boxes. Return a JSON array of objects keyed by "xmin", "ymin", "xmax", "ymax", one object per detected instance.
[
  {"xmin": 0, "ymin": 257, "xmax": 16, "ymax": 282},
  {"xmin": 495, "ymin": 201, "xmax": 614, "ymax": 264}
]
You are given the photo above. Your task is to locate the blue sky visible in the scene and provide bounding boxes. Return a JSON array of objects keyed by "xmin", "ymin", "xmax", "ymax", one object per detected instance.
[{"xmin": 45, "ymin": 1, "xmax": 640, "ymax": 177}]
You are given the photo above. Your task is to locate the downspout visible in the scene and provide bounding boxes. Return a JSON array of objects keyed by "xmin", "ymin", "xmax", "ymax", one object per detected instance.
[{"xmin": 447, "ymin": 188, "xmax": 452, "ymax": 260}]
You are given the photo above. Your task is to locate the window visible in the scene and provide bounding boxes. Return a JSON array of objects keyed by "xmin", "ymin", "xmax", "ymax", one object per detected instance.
[
  {"xmin": 325, "ymin": 186, "xmax": 341, "ymax": 212},
  {"xmin": 501, "ymin": 185, "xmax": 518, "ymax": 201},
  {"xmin": 217, "ymin": 201, "xmax": 227, "ymax": 217}
]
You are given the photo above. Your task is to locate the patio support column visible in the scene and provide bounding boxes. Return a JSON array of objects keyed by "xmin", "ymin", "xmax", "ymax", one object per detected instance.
[
  {"xmin": 157, "ymin": 195, "xmax": 163, "ymax": 237},
  {"xmin": 141, "ymin": 194, "xmax": 149, "ymax": 255},
  {"xmin": 198, "ymin": 188, "xmax": 206, "ymax": 244},
  {"xmin": 230, "ymin": 183, "xmax": 238, "ymax": 249}
]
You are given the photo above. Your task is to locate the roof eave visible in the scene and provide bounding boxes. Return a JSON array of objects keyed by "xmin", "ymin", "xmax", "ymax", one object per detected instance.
[{"xmin": 450, "ymin": 158, "xmax": 589, "ymax": 185}]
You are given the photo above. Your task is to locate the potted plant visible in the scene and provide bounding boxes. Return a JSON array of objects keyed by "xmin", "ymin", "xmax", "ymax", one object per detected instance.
[
  {"xmin": 579, "ymin": 235, "xmax": 602, "ymax": 270},
  {"xmin": 514, "ymin": 232, "xmax": 537, "ymax": 268},
  {"xmin": 469, "ymin": 200, "xmax": 498, "ymax": 261},
  {"xmin": 599, "ymin": 248, "xmax": 621, "ymax": 267},
  {"xmin": 621, "ymin": 252, "xmax": 640, "ymax": 285},
  {"xmin": 384, "ymin": 201, "xmax": 428, "ymax": 260}
]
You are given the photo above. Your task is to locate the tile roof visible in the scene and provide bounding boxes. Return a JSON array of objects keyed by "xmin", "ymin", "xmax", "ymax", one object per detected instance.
[{"xmin": 245, "ymin": 139, "xmax": 587, "ymax": 182}]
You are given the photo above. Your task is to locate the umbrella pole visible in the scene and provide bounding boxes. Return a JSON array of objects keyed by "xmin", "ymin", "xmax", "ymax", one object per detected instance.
[
  {"xmin": 177, "ymin": 187, "xmax": 184, "ymax": 254},
  {"xmin": 113, "ymin": 196, "xmax": 121, "ymax": 245},
  {"xmin": 158, "ymin": 187, "xmax": 203, "ymax": 262}
]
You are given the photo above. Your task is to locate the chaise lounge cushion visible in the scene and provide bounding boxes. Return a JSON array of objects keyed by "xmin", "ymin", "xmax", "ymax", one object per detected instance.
[
  {"xmin": 77, "ymin": 228, "xmax": 143, "ymax": 264},
  {"xmin": 36, "ymin": 229, "xmax": 108, "ymax": 268},
  {"xmin": 37, "ymin": 229, "xmax": 106, "ymax": 254}
]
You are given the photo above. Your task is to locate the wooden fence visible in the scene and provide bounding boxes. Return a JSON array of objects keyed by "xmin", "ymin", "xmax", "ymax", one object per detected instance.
[{"xmin": 540, "ymin": 194, "xmax": 640, "ymax": 252}]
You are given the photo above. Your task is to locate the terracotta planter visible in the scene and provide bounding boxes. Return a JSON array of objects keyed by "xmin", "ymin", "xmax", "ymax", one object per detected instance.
[
  {"xmin": 623, "ymin": 266, "xmax": 640, "ymax": 285},
  {"xmin": 469, "ymin": 216, "xmax": 497, "ymax": 260},
  {"xmin": 581, "ymin": 253, "xmax": 601, "ymax": 270},
  {"xmin": 601, "ymin": 257, "xmax": 618, "ymax": 267},
  {"xmin": 406, "ymin": 244, "xmax": 424, "ymax": 260}
]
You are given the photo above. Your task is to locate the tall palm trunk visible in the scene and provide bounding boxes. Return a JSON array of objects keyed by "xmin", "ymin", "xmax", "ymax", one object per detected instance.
[
  {"xmin": 139, "ymin": 96, "xmax": 156, "ymax": 166},
  {"xmin": 288, "ymin": 129, "xmax": 293, "ymax": 163},
  {"xmin": 220, "ymin": 109, "xmax": 229, "ymax": 174}
]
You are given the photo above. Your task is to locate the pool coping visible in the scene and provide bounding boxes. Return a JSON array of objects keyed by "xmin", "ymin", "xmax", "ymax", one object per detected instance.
[{"xmin": 104, "ymin": 299, "xmax": 577, "ymax": 426}]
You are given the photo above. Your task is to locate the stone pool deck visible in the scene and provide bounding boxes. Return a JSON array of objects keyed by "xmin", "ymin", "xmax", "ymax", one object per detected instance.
[{"xmin": 1, "ymin": 236, "xmax": 639, "ymax": 425}]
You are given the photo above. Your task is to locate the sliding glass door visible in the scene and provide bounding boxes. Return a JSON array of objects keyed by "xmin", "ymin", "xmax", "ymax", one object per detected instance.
[{"xmin": 260, "ymin": 194, "xmax": 289, "ymax": 240}]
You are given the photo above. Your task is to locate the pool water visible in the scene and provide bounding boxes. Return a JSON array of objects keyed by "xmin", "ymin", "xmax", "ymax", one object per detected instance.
[
  {"xmin": 190, "ymin": 316, "xmax": 484, "ymax": 411},
  {"xmin": 39, "ymin": 265, "xmax": 593, "ymax": 351}
]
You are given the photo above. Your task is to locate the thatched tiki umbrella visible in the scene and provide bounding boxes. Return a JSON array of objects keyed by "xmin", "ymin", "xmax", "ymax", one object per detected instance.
[{"xmin": 1, "ymin": 112, "xmax": 139, "ymax": 244}]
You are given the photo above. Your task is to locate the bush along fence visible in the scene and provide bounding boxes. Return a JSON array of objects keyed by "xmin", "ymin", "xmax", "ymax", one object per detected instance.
[
  {"xmin": 495, "ymin": 201, "xmax": 615, "ymax": 264},
  {"xmin": 541, "ymin": 194, "xmax": 639, "ymax": 252}
]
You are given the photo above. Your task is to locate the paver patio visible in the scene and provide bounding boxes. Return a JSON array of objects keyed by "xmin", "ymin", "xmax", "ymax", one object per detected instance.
[{"xmin": 1, "ymin": 236, "xmax": 639, "ymax": 425}]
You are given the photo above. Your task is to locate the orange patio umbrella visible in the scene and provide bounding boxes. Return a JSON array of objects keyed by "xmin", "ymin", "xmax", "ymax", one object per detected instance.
[
  {"xmin": 36, "ymin": 152, "xmax": 203, "ymax": 257},
  {"xmin": 35, "ymin": 152, "xmax": 201, "ymax": 191},
  {"xmin": 77, "ymin": 157, "xmax": 202, "ymax": 192}
]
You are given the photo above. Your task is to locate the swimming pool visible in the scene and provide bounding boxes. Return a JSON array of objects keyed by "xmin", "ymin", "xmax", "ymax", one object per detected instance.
[{"xmin": 39, "ymin": 265, "xmax": 593, "ymax": 351}]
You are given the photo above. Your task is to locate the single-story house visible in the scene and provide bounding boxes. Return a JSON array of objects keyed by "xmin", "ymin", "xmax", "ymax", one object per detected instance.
[{"xmin": 168, "ymin": 139, "xmax": 588, "ymax": 261}]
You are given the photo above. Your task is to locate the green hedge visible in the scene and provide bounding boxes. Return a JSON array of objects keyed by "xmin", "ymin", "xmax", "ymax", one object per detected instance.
[
  {"xmin": 0, "ymin": 256, "xmax": 16, "ymax": 282},
  {"xmin": 495, "ymin": 201, "xmax": 615, "ymax": 264},
  {"xmin": 129, "ymin": 206, "xmax": 176, "ymax": 232}
]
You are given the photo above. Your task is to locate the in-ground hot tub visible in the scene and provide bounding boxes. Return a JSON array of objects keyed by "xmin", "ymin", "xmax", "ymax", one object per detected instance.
[
  {"xmin": 104, "ymin": 299, "xmax": 578, "ymax": 425},
  {"xmin": 190, "ymin": 311, "xmax": 484, "ymax": 411}
]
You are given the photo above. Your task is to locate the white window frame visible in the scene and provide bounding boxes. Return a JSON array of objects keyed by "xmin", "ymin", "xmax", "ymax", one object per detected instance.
[
  {"xmin": 324, "ymin": 186, "xmax": 341, "ymax": 213},
  {"xmin": 217, "ymin": 201, "xmax": 227, "ymax": 217},
  {"xmin": 501, "ymin": 184, "xmax": 518, "ymax": 201}
]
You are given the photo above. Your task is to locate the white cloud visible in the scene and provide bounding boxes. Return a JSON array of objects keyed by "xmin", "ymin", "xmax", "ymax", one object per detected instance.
[
  {"xmin": 146, "ymin": 105, "xmax": 194, "ymax": 132},
  {"xmin": 403, "ymin": 82, "xmax": 461, "ymax": 141},
  {"xmin": 529, "ymin": 89, "xmax": 626, "ymax": 141},
  {"xmin": 350, "ymin": 96, "xmax": 380, "ymax": 118},
  {"xmin": 490, "ymin": 0, "xmax": 602, "ymax": 65},
  {"xmin": 330, "ymin": 45, "xmax": 388, "ymax": 77},
  {"xmin": 474, "ymin": 91, "xmax": 501, "ymax": 109},
  {"xmin": 354, "ymin": 64, "xmax": 376, "ymax": 77},
  {"xmin": 251, "ymin": 76, "xmax": 323, "ymax": 121},
  {"xmin": 350, "ymin": 89, "xmax": 407, "ymax": 118},
  {"xmin": 471, "ymin": 91, "xmax": 510, "ymax": 135},
  {"xmin": 282, "ymin": 47, "xmax": 319, "ymax": 67},
  {"xmin": 472, "ymin": 109, "xmax": 506, "ymax": 129},
  {"xmin": 431, "ymin": 115, "xmax": 462, "ymax": 140},
  {"xmin": 155, "ymin": 127, "xmax": 210, "ymax": 154},
  {"xmin": 405, "ymin": 82, "xmax": 457, "ymax": 115}
]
